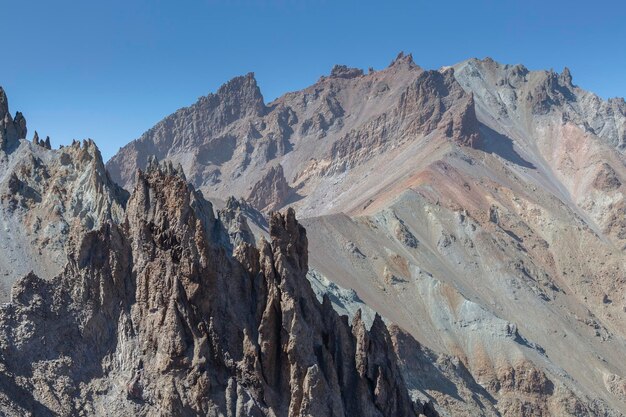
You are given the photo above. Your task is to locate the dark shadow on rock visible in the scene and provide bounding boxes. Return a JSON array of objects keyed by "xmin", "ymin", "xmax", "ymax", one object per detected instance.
[
  {"xmin": 391, "ymin": 327, "xmax": 498, "ymax": 409},
  {"xmin": 284, "ymin": 191, "xmax": 304, "ymax": 207},
  {"xmin": 478, "ymin": 123, "xmax": 536, "ymax": 169},
  {"xmin": 0, "ymin": 372, "xmax": 56, "ymax": 417},
  {"xmin": 284, "ymin": 182, "xmax": 306, "ymax": 207}
]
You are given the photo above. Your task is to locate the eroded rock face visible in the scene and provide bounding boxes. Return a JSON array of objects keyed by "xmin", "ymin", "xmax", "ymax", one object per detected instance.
[{"xmin": 0, "ymin": 163, "xmax": 426, "ymax": 417}]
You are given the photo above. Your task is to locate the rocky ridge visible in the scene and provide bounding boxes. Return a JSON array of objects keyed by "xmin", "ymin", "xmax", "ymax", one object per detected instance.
[
  {"xmin": 107, "ymin": 53, "xmax": 481, "ymax": 215},
  {"xmin": 0, "ymin": 158, "xmax": 437, "ymax": 416},
  {"xmin": 454, "ymin": 58, "xmax": 626, "ymax": 151}
]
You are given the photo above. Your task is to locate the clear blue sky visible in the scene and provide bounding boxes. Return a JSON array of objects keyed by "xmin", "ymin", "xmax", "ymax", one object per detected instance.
[{"xmin": 2, "ymin": 0, "xmax": 625, "ymax": 161}]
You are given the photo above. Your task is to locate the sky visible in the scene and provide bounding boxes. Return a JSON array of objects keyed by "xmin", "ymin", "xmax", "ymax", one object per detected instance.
[{"xmin": 2, "ymin": 0, "xmax": 625, "ymax": 161}]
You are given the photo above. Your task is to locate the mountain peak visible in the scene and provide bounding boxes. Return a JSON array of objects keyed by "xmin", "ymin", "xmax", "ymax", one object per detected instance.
[
  {"xmin": 329, "ymin": 64, "xmax": 364, "ymax": 79},
  {"xmin": 214, "ymin": 71, "xmax": 266, "ymax": 118},
  {"xmin": 389, "ymin": 51, "xmax": 418, "ymax": 69},
  {"xmin": 216, "ymin": 72, "xmax": 257, "ymax": 94},
  {"xmin": 560, "ymin": 66, "xmax": 573, "ymax": 86}
]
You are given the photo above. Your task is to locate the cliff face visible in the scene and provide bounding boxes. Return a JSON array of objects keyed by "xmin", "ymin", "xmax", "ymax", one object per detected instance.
[
  {"xmin": 247, "ymin": 164, "xmax": 294, "ymax": 212},
  {"xmin": 0, "ymin": 162, "xmax": 430, "ymax": 417}
]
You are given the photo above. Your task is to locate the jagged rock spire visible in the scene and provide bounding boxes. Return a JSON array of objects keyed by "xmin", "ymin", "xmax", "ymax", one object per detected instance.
[
  {"xmin": 215, "ymin": 72, "xmax": 266, "ymax": 121},
  {"xmin": 0, "ymin": 87, "xmax": 27, "ymax": 152},
  {"xmin": 560, "ymin": 67, "xmax": 573, "ymax": 86},
  {"xmin": 389, "ymin": 51, "xmax": 417, "ymax": 69},
  {"xmin": 144, "ymin": 155, "xmax": 187, "ymax": 181},
  {"xmin": 0, "ymin": 160, "xmax": 425, "ymax": 415},
  {"xmin": 32, "ymin": 131, "xmax": 40, "ymax": 145}
]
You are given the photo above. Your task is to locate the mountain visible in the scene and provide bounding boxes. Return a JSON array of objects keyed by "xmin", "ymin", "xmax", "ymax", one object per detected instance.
[
  {"xmin": 107, "ymin": 53, "xmax": 479, "ymax": 217},
  {"xmin": 0, "ymin": 51, "xmax": 625, "ymax": 416},
  {"xmin": 104, "ymin": 53, "xmax": 626, "ymax": 416}
]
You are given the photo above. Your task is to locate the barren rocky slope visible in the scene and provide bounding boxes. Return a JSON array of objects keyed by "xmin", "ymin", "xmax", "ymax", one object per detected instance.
[
  {"xmin": 106, "ymin": 53, "xmax": 626, "ymax": 416},
  {"xmin": 0, "ymin": 156, "xmax": 445, "ymax": 416},
  {"xmin": 302, "ymin": 59, "xmax": 626, "ymax": 416},
  {"xmin": 1, "ymin": 52, "xmax": 625, "ymax": 416}
]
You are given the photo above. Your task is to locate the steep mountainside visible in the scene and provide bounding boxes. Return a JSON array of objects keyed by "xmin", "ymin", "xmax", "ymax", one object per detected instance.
[
  {"xmin": 1, "ymin": 158, "xmax": 443, "ymax": 416},
  {"xmin": 302, "ymin": 58, "xmax": 626, "ymax": 415},
  {"xmin": 0, "ymin": 89, "xmax": 128, "ymax": 301},
  {"xmin": 454, "ymin": 58, "xmax": 626, "ymax": 247},
  {"xmin": 1, "ymin": 88, "xmax": 500, "ymax": 415},
  {"xmin": 106, "ymin": 53, "xmax": 626, "ymax": 416}
]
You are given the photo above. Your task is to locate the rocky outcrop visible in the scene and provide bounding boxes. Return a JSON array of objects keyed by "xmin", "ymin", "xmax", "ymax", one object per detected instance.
[
  {"xmin": 593, "ymin": 163, "xmax": 622, "ymax": 191},
  {"xmin": 0, "ymin": 162, "xmax": 427, "ymax": 416},
  {"xmin": 0, "ymin": 87, "xmax": 27, "ymax": 152},
  {"xmin": 396, "ymin": 68, "xmax": 479, "ymax": 146},
  {"xmin": 247, "ymin": 164, "xmax": 294, "ymax": 212},
  {"xmin": 32, "ymin": 131, "xmax": 52, "ymax": 149},
  {"xmin": 328, "ymin": 65, "xmax": 364, "ymax": 79}
]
